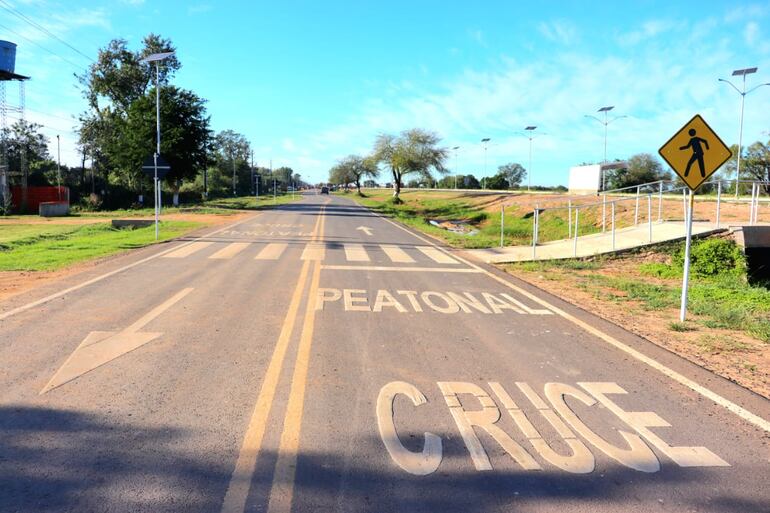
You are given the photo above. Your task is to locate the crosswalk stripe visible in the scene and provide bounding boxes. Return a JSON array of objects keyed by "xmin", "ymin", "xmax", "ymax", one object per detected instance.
[
  {"xmin": 255, "ymin": 243, "xmax": 288, "ymax": 260},
  {"xmin": 301, "ymin": 243, "xmax": 325, "ymax": 261},
  {"xmin": 163, "ymin": 241, "xmax": 214, "ymax": 259},
  {"xmin": 380, "ymin": 244, "xmax": 415, "ymax": 263},
  {"xmin": 343, "ymin": 243, "xmax": 370, "ymax": 262},
  {"xmin": 210, "ymin": 242, "xmax": 250, "ymax": 259},
  {"xmin": 416, "ymin": 246, "xmax": 460, "ymax": 264}
]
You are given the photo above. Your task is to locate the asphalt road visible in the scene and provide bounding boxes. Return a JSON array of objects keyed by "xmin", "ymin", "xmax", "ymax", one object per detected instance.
[{"xmin": 1, "ymin": 192, "xmax": 769, "ymax": 513}]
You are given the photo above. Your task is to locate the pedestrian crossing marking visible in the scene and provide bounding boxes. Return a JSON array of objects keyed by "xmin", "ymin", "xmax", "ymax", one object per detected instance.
[
  {"xmin": 343, "ymin": 243, "xmax": 370, "ymax": 262},
  {"xmin": 255, "ymin": 243, "xmax": 288, "ymax": 260},
  {"xmin": 417, "ymin": 246, "xmax": 460, "ymax": 264},
  {"xmin": 210, "ymin": 242, "xmax": 250, "ymax": 259},
  {"xmin": 301, "ymin": 243, "xmax": 326, "ymax": 261},
  {"xmin": 381, "ymin": 245, "xmax": 415, "ymax": 263},
  {"xmin": 163, "ymin": 241, "xmax": 214, "ymax": 259}
]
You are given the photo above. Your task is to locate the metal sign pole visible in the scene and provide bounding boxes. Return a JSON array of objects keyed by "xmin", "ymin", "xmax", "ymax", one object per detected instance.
[
  {"xmin": 679, "ymin": 189, "xmax": 695, "ymax": 321},
  {"xmin": 500, "ymin": 205, "xmax": 504, "ymax": 248},
  {"xmin": 154, "ymin": 153, "xmax": 159, "ymax": 240}
]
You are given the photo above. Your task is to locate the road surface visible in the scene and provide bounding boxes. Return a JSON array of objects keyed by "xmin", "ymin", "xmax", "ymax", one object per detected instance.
[{"xmin": 1, "ymin": 192, "xmax": 769, "ymax": 512}]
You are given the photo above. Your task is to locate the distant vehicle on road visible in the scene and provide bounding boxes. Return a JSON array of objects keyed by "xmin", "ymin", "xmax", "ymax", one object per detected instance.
[{"xmin": 320, "ymin": 186, "xmax": 329, "ymax": 194}]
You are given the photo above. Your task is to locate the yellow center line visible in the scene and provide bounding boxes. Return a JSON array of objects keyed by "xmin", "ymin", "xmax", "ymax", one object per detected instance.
[
  {"xmin": 265, "ymin": 210, "xmax": 327, "ymax": 513},
  {"xmin": 219, "ymin": 208, "xmax": 323, "ymax": 513}
]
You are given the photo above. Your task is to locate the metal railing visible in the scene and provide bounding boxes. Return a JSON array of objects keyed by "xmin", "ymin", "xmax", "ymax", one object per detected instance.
[{"xmin": 526, "ymin": 179, "xmax": 768, "ymax": 260}]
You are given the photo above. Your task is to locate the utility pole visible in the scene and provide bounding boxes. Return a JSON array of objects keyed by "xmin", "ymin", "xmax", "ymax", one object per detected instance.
[
  {"xmin": 271, "ymin": 159, "xmax": 275, "ymax": 203},
  {"xmin": 56, "ymin": 134, "xmax": 61, "ymax": 201},
  {"xmin": 250, "ymin": 150, "xmax": 254, "ymax": 195},
  {"xmin": 481, "ymin": 138, "xmax": 490, "ymax": 189}
]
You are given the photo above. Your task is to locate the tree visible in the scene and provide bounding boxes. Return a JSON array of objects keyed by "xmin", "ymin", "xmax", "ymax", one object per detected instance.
[
  {"xmin": 606, "ymin": 153, "xmax": 672, "ymax": 190},
  {"xmin": 743, "ymin": 140, "xmax": 770, "ymax": 193},
  {"xmin": 329, "ymin": 163, "xmax": 353, "ymax": 190},
  {"xmin": 332, "ymin": 154, "xmax": 379, "ymax": 195},
  {"xmin": 373, "ymin": 128, "xmax": 448, "ymax": 202},
  {"xmin": 485, "ymin": 173, "xmax": 509, "ymax": 190},
  {"xmin": 77, "ymin": 34, "xmax": 212, "ymax": 204},
  {"xmin": 1, "ymin": 120, "xmax": 50, "ymax": 175},
  {"xmin": 497, "ymin": 163, "xmax": 526, "ymax": 189},
  {"xmin": 212, "ymin": 130, "xmax": 250, "ymax": 196}
]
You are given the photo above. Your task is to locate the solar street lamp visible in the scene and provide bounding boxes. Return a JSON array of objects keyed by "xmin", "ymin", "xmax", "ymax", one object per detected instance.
[
  {"xmin": 481, "ymin": 138, "xmax": 491, "ymax": 189},
  {"xmin": 140, "ymin": 51, "xmax": 175, "ymax": 240},
  {"xmin": 585, "ymin": 106, "xmax": 627, "ymax": 191},
  {"xmin": 719, "ymin": 67, "xmax": 770, "ymax": 198}
]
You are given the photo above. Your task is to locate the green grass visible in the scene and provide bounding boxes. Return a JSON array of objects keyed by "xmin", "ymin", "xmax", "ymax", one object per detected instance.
[
  {"xmin": 0, "ymin": 221, "xmax": 203, "ymax": 271},
  {"xmin": 344, "ymin": 190, "xmax": 591, "ymax": 249},
  {"xmin": 69, "ymin": 193, "xmax": 301, "ymax": 217},
  {"xmin": 509, "ymin": 254, "xmax": 770, "ymax": 343}
]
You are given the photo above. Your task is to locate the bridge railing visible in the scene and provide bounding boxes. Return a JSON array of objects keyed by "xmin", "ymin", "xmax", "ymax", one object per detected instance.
[{"xmin": 526, "ymin": 179, "xmax": 769, "ymax": 260}]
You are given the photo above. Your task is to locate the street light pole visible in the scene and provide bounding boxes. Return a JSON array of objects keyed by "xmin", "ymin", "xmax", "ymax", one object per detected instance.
[
  {"xmin": 140, "ymin": 51, "xmax": 174, "ymax": 241},
  {"xmin": 719, "ymin": 67, "xmax": 770, "ymax": 198},
  {"xmin": 481, "ymin": 138, "xmax": 490, "ymax": 189},
  {"xmin": 524, "ymin": 126, "xmax": 537, "ymax": 191},
  {"xmin": 585, "ymin": 106, "xmax": 627, "ymax": 191},
  {"xmin": 452, "ymin": 146, "xmax": 460, "ymax": 189}
]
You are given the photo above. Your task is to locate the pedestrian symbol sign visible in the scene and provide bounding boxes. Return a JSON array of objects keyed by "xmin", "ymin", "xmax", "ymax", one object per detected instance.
[{"xmin": 658, "ymin": 114, "xmax": 731, "ymax": 191}]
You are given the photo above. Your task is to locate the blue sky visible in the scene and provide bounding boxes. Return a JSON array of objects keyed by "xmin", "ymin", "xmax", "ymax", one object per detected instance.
[{"xmin": 3, "ymin": 0, "xmax": 770, "ymax": 185}]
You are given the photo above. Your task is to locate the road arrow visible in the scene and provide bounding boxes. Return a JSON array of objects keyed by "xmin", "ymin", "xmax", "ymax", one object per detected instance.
[
  {"xmin": 40, "ymin": 288, "xmax": 193, "ymax": 394},
  {"xmin": 356, "ymin": 226, "xmax": 373, "ymax": 236}
]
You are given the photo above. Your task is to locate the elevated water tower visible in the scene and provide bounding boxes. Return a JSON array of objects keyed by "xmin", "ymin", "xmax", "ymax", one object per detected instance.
[{"xmin": 0, "ymin": 40, "xmax": 30, "ymax": 213}]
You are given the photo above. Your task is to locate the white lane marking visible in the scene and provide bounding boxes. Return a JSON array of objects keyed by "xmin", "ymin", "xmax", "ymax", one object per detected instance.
[
  {"xmin": 417, "ymin": 246, "xmax": 460, "ymax": 264},
  {"xmin": 255, "ymin": 242, "xmax": 288, "ymax": 260},
  {"xmin": 320, "ymin": 265, "xmax": 480, "ymax": 273},
  {"xmin": 40, "ymin": 288, "xmax": 194, "ymax": 394},
  {"xmin": 301, "ymin": 242, "xmax": 326, "ymax": 261},
  {"xmin": 209, "ymin": 242, "xmax": 250, "ymax": 259},
  {"xmin": 344, "ymin": 243, "xmax": 370, "ymax": 262},
  {"xmin": 381, "ymin": 244, "xmax": 415, "ymax": 263},
  {"xmin": 362, "ymin": 201, "xmax": 770, "ymax": 434},
  {"xmin": 163, "ymin": 241, "xmax": 214, "ymax": 258},
  {"xmin": 0, "ymin": 215, "xmax": 259, "ymax": 322}
]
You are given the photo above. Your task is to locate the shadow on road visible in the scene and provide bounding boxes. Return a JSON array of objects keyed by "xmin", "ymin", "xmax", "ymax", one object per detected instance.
[{"xmin": 1, "ymin": 406, "xmax": 762, "ymax": 512}]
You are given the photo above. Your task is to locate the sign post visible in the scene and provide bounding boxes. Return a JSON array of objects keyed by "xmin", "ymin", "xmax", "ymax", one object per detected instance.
[
  {"xmin": 142, "ymin": 154, "xmax": 171, "ymax": 240},
  {"xmin": 658, "ymin": 114, "xmax": 731, "ymax": 321}
]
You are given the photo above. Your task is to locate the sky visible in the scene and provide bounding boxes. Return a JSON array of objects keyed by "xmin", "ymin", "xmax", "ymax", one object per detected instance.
[{"xmin": 2, "ymin": 0, "xmax": 770, "ymax": 185}]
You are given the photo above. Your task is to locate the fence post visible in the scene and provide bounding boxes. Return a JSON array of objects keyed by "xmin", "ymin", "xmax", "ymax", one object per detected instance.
[
  {"xmin": 611, "ymin": 201, "xmax": 616, "ymax": 251},
  {"xmin": 500, "ymin": 205, "xmax": 504, "ymax": 247},
  {"xmin": 634, "ymin": 185, "xmax": 640, "ymax": 225},
  {"xmin": 602, "ymin": 194, "xmax": 606, "ymax": 233},
  {"xmin": 568, "ymin": 200, "xmax": 572, "ymax": 239},
  {"xmin": 573, "ymin": 208, "xmax": 579, "ymax": 257},
  {"xmin": 715, "ymin": 180, "xmax": 721, "ymax": 228},
  {"xmin": 532, "ymin": 207, "xmax": 538, "ymax": 260},
  {"xmin": 648, "ymin": 194, "xmax": 652, "ymax": 243},
  {"xmin": 658, "ymin": 181, "xmax": 663, "ymax": 222},
  {"xmin": 748, "ymin": 182, "xmax": 755, "ymax": 224}
]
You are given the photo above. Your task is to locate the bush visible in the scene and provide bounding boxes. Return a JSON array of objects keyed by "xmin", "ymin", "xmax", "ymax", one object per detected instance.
[{"xmin": 673, "ymin": 239, "xmax": 745, "ymax": 278}]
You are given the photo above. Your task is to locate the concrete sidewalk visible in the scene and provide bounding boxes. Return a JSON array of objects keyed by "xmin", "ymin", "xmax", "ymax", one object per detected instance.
[{"xmin": 468, "ymin": 221, "xmax": 725, "ymax": 263}]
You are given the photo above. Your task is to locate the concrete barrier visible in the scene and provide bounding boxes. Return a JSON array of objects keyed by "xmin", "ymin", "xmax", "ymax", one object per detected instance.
[{"xmin": 39, "ymin": 201, "xmax": 69, "ymax": 217}]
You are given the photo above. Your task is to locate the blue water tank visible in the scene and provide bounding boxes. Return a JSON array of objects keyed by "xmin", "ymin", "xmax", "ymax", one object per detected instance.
[{"xmin": 0, "ymin": 40, "xmax": 17, "ymax": 74}]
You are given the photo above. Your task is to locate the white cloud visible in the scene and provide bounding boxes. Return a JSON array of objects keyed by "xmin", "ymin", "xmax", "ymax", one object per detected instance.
[
  {"xmin": 468, "ymin": 29, "xmax": 487, "ymax": 47},
  {"xmin": 287, "ymin": 17, "xmax": 770, "ymax": 184},
  {"xmin": 617, "ymin": 19, "xmax": 678, "ymax": 46},
  {"xmin": 538, "ymin": 20, "xmax": 578, "ymax": 45}
]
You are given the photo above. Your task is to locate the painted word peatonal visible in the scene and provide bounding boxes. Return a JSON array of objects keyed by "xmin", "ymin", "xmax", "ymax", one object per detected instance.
[{"xmin": 316, "ymin": 288, "xmax": 552, "ymax": 315}]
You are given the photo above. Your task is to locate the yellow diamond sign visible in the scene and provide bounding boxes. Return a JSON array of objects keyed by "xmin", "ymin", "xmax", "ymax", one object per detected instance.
[{"xmin": 658, "ymin": 114, "xmax": 732, "ymax": 191}]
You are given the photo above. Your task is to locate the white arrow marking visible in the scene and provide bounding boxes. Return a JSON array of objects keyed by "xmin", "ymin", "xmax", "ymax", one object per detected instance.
[
  {"xmin": 356, "ymin": 226, "xmax": 373, "ymax": 236},
  {"xmin": 40, "ymin": 288, "xmax": 194, "ymax": 394}
]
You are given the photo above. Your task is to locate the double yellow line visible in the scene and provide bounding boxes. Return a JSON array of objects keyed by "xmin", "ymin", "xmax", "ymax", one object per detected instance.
[{"xmin": 221, "ymin": 204, "xmax": 327, "ymax": 513}]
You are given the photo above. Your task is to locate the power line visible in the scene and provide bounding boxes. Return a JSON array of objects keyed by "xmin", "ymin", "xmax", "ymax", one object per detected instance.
[
  {"xmin": 0, "ymin": 0, "xmax": 94, "ymax": 63},
  {"xmin": 0, "ymin": 20, "xmax": 88, "ymax": 71},
  {"xmin": 4, "ymin": 114, "xmax": 79, "ymax": 135}
]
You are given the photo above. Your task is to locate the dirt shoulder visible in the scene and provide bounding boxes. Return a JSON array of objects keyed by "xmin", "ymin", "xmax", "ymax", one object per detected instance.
[
  {"xmin": 500, "ymin": 255, "xmax": 770, "ymax": 399},
  {"xmin": 0, "ymin": 211, "xmax": 251, "ymax": 304}
]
